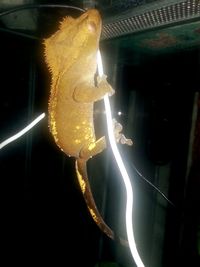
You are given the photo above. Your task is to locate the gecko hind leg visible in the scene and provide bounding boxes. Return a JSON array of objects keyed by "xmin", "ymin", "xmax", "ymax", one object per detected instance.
[
  {"xmin": 79, "ymin": 120, "xmax": 133, "ymax": 160},
  {"xmin": 79, "ymin": 136, "xmax": 106, "ymax": 160}
]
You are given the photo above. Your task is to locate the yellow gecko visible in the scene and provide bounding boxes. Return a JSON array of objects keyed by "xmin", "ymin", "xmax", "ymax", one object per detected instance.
[{"xmin": 44, "ymin": 9, "xmax": 132, "ymax": 245}]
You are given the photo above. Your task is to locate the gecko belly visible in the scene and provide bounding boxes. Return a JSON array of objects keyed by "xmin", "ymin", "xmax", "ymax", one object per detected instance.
[{"xmin": 49, "ymin": 101, "xmax": 96, "ymax": 158}]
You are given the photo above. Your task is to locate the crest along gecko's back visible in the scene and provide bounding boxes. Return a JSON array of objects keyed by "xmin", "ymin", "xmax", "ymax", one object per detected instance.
[{"xmin": 43, "ymin": 9, "xmax": 121, "ymax": 242}]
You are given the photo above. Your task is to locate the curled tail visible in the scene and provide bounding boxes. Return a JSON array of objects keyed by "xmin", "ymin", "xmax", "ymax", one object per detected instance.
[{"xmin": 75, "ymin": 158, "xmax": 128, "ymax": 246}]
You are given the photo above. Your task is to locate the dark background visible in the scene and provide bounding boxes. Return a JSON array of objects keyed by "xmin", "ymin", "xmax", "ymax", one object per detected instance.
[{"xmin": 0, "ymin": 1, "xmax": 199, "ymax": 267}]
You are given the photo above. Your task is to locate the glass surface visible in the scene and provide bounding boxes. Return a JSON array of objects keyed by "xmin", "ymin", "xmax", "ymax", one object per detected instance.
[{"xmin": 0, "ymin": 2, "xmax": 199, "ymax": 267}]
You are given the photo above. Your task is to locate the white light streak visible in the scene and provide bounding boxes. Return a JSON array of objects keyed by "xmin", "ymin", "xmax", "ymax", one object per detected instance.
[
  {"xmin": 97, "ymin": 50, "xmax": 145, "ymax": 267},
  {"xmin": 0, "ymin": 48, "xmax": 144, "ymax": 267},
  {"xmin": 0, "ymin": 113, "xmax": 45, "ymax": 150}
]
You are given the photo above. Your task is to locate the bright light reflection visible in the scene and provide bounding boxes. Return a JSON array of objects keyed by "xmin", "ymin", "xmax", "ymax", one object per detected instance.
[
  {"xmin": 0, "ymin": 50, "xmax": 145, "ymax": 267},
  {"xmin": 97, "ymin": 50, "xmax": 145, "ymax": 267},
  {"xmin": 0, "ymin": 113, "xmax": 45, "ymax": 149}
]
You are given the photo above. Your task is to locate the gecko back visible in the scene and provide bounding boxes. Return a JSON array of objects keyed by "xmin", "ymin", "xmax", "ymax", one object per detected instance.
[{"xmin": 44, "ymin": 9, "xmax": 130, "ymax": 246}]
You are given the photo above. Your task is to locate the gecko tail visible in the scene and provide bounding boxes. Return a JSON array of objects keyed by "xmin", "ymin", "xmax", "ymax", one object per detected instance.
[{"xmin": 75, "ymin": 158, "xmax": 128, "ymax": 247}]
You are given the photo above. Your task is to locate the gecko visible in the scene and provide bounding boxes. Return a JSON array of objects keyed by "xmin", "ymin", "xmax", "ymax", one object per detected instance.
[{"xmin": 44, "ymin": 8, "xmax": 132, "ymax": 245}]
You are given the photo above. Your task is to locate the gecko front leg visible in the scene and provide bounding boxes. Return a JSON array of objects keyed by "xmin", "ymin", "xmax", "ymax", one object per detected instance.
[{"xmin": 73, "ymin": 75, "xmax": 114, "ymax": 103}]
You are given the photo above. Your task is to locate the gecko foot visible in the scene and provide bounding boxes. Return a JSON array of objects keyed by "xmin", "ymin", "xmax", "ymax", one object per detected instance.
[
  {"xmin": 113, "ymin": 119, "xmax": 133, "ymax": 146},
  {"xmin": 96, "ymin": 74, "xmax": 115, "ymax": 96}
]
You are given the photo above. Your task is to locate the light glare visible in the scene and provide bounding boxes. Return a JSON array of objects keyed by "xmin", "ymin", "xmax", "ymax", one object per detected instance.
[
  {"xmin": 0, "ymin": 113, "xmax": 45, "ymax": 149},
  {"xmin": 97, "ymin": 50, "xmax": 145, "ymax": 267}
]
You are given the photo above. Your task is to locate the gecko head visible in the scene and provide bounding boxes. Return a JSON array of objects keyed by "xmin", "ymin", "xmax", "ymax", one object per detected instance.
[
  {"xmin": 58, "ymin": 9, "xmax": 102, "ymax": 40},
  {"xmin": 44, "ymin": 9, "xmax": 102, "ymax": 74},
  {"xmin": 76, "ymin": 9, "xmax": 102, "ymax": 34}
]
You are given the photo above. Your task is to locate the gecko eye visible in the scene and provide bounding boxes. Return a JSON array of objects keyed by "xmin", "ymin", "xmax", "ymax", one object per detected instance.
[{"xmin": 88, "ymin": 21, "xmax": 97, "ymax": 33}]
